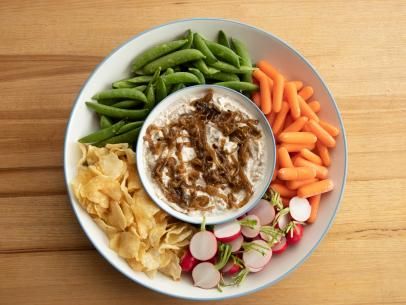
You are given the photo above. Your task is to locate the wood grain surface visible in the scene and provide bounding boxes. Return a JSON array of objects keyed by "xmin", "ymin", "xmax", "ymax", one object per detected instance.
[{"xmin": 1, "ymin": 1, "xmax": 405, "ymax": 304}]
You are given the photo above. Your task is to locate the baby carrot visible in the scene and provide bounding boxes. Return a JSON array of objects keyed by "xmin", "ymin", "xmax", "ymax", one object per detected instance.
[
  {"xmin": 319, "ymin": 119, "xmax": 340, "ymax": 137},
  {"xmin": 298, "ymin": 86, "xmax": 314, "ymax": 100},
  {"xmin": 283, "ymin": 116, "xmax": 309, "ymax": 132},
  {"xmin": 308, "ymin": 100, "xmax": 321, "ymax": 113},
  {"xmin": 253, "ymin": 69, "xmax": 272, "ymax": 114},
  {"xmin": 316, "ymin": 142, "xmax": 331, "ymax": 167},
  {"xmin": 278, "ymin": 146, "xmax": 294, "ymax": 168},
  {"xmin": 256, "ymin": 60, "xmax": 279, "ymax": 78},
  {"xmin": 285, "ymin": 82, "xmax": 301, "ymax": 119},
  {"xmin": 294, "ymin": 156, "xmax": 329, "ymax": 179},
  {"xmin": 298, "ymin": 95, "xmax": 319, "ymax": 122},
  {"xmin": 307, "ymin": 194, "xmax": 321, "ymax": 223},
  {"xmin": 272, "ymin": 74, "xmax": 285, "ymax": 113},
  {"xmin": 278, "ymin": 167, "xmax": 317, "ymax": 181},
  {"xmin": 286, "ymin": 178, "xmax": 318, "ymax": 190},
  {"xmin": 280, "ymin": 142, "xmax": 316, "ymax": 152},
  {"xmin": 251, "ymin": 91, "xmax": 261, "ymax": 107},
  {"xmin": 267, "ymin": 112, "xmax": 276, "ymax": 126},
  {"xmin": 297, "ymin": 179, "xmax": 334, "ymax": 198},
  {"xmin": 271, "ymin": 183, "xmax": 296, "ymax": 197},
  {"xmin": 307, "ymin": 119, "xmax": 336, "ymax": 148},
  {"xmin": 293, "ymin": 80, "xmax": 303, "ymax": 91},
  {"xmin": 283, "ymin": 114, "xmax": 293, "ymax": 130},
  {"xmin": 290, "ymin": 152, "xmax": 302, "ymax": 164},
  {"xmin": 278, "ymin": 132, "xmax": 317, "ymax": 144},
  {"xmin": 300, "ymin": 148, "xmax": 323, "ymax": 165},
  {"xmin": 272, "ymin": 101, "xmax": 290, "ymax": 136}
]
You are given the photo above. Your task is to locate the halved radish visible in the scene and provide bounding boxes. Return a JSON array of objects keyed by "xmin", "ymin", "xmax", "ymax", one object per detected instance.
[
  {"xmin": 259, "ymin": 230, "xmax": 281, "ymax": 243},
  {"xmin": 180, "ymin": 249, "xmax": 199, "ymax": 272},
  {"xmin": 246, "ymin": 265, "xmax": 264, "ymax": 273},
  {"xmin": 248, "ymin": 199, "xmax": 276, "ymax": 225},
  {"xmin": 277, "ymin": 213, "xmax": 290, "ymax": 231},
  {"xmin": 241, "ymin": 215, "xmax": 260, "ymax": 238},
  {"xmin": 243, "ymin": 240, "xmax": 272, "ymax": 271},
  {"xmin": 286, "ymin": 223, "xmax": 304, "ymax": 245},
  {"xmin": 189, "ymin": 231, "xmax": 217, "ymax": 261},
  {"xmin": 192, "ymin": 262, "xmax": 221, "ymax": 289},
  {"xmin": 289, "ymin": 196, "xmax": 311, "ymax": 222},
  {"xmin": 221, "ymin": 261, "xmax": 241, "ymax": 276},
  {"xmin": 272, "ymin": 236, "xmax": 287, "ymax": 254},
  {"xmin": 213, "ymin": 220, "xmax": 241, "ymax": 242},
  {"xmin": 225, "ymin": 234, "xmax": 244, "ymax": 253}
]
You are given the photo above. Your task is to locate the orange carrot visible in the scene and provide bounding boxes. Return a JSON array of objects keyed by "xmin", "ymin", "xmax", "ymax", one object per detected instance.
[
  {"xmin": 278, "ymin": 146, "xmax": 294, "ymax": 168},
  {"xmin": 316, "ymin": 142, "xmax": 331, "ymax": 167},
  {"xmin": 300, "ymin": 148, "xmax": 323, "ymax": 165},
  {"xmin": 257, "ymin": 60, "xmax": 279, "ymax": 78},
  {"xmin": 251, "ymin": 91, "xmax": 261, "ymax": 107},
  {"xmin": 272, "ymin": 74, "xmax": 285, "ymax": 113},
  {"xmin": 253, "ymin": 69, "xmax": 272, "ymax": 114},
  {"xmin": 298, "ymin": 96, "xmax": 319, "ymax": 122},
  {"xmin": 280, "ymin": 142, "xmax": 315, "ymax": 152},
  {"xmin": 286, "ymin": 178, "xmax": 318, "ymax": 190},
  {"xmin": 270, "ymin": 183, "xmax": 296, "ymax": 197},
  {"xmin": 307, "ymin": 119, "xmax": 336, "ymax": 148},
  {"xmin": 278, "ymin": 167, "xmax": 317, "ymax": 181},
  {"xmin": 307, "ymin": 194, "xmax": 321, "ymax": 223},
  {"xmin": 308, "ymin": 100, "xmax": 321, "ymax": 113},
  {"xmin": 290, "ymin": 152, "xmax": 302, "ymax": 164},
  {"xmin": 285, "ymin": 82, "xmax": 301, "ymax": 119},
  {"xmin": 319, "ymin": 120, "xmax": 340, "ymax": 137},
  {"xmin": 293, "ymin": 80, "xmax": 303, "ymax": 91},
  {"xmin": 298, "ymin": 86, "xmax": 314, "ymax": 100},
  {"xmin": 278, "ymin": 132, "xmax": 317, "ymax": 144},
  {"xmin": 297, "ymin": 179, "xmax": 334, "ymax": 198},
  {"xmin": 283, "ymin": 115, "xmax": 293, "ymax": 130},
  {"xmin": 266, "ymin": 112, "xmax": 276, "ymax": 126},
  {"xmin": 272, "ymin": 101, "xmax": 290, "ymax": 136},
  {"xmin": 281, "ymin": 197, "xmax": 290, "ymax": 207},
  {"xmin": 294, "ymin": 156, "xmax": 329, "ymax": 179},
  {"xmin": 283, "ymin": 116, "xmax": 309, "ymax": 132}
]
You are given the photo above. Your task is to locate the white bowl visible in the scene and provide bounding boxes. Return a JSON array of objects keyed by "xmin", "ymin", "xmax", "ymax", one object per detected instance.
[
  {"xmin": 136, "ymin": 85, "xmax": 275, "ymax": 225},
  {"xmin": 64, "ymin": 18, "xmax": 347, "ymax": 300}
]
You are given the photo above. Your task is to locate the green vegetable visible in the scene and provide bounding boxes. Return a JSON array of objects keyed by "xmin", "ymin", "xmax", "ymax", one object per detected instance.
[
  {"xmin": 204, "ymin": 39, "xmax": 240, "ymax": 67},
  {"xmin": 231, "ymin": 38, "xmax": 253, "ymax": 83},
  {"xmin": 99, "ymin": 115, "xmax": 113, "ymax": 129},
  {"xmin": 161, "ymin": 72, "xmax": 200, "ymax": 85},
  {"xmin": 131, "ymin": 39, "xmax": 187, "ymax": 71},
  {"xmin": 214, "ymin": 243, "xmax": 232, "ymax": 270},
  {"xmin": 188, "ymin": 68, "xmax": 205, "ymax": 84},
  {"xmin": 206, "ymin": 71, "xmax": 239, "ymax": 82},
  {"xmin": 126, "ymin": 75, "xmax": 153, "ymax": 84},
  {"xmin": 111, "ymin": 100, "xmax": 142, "ymax": 108},
  {"xmin": 192, "ymin": 59, "xmax": 219, "ymax": 75},
  {"xmin": 117, "ymin": 121, "xmax": 144, "ymax": 134},
  {"xmin": 79, "ymin": 120, "xmax": 125, "ymax": 143},
  {"xmin": 217, "ymin": 30, "xmax": 230, "ymax": 48},
  {"xmin": 210, "ymin": 61, "xmax": 253, "ymax": 74},
  {"xmin": 86, "ymin": 102, "xmax": 150, "ymax": 120},
  {"xmin": 95, "ymin": 127, "xmax": 141, "ymax": 147},
  {"xmin": 155, "ymin": 77, "xmax": 167, "ymax": 103},
  {"xmin": 92, "ymin": 88, "xmax": 147, "ymax": 103},
  {"xmin": 170, "ymin": 83, "xmax": 185, "ymax": 93},
  {"xmin": 112, "ymin": 79, "xmax": 136, "ymax": 89},
  {"xmin": 215, "ymin": 81, "xmax": 258, "ymax": 92},
  {"xmin": 145, "ymin": 84, "xmax": 155, "ymax": 109},
  {"xmin": 193, "ymin": 33, "xmax": 217, "ymax": 64},
  {"xmin": 134, "ymin": 85, "xmax": 147, "ymax": 92},
  {"xmin": 181, "ymin": 29, "xmax": 194, "ymax": 49},
  {"xmin": 142, "ymin": 49, "xmax": 206, "ymax": 74}
]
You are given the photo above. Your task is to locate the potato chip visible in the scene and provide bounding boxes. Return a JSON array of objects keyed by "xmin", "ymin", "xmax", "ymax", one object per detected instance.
[
  {"xmin": 106, "ymin": 201, "xmax": 127, "ymax": 231},
  {"xmin": 159, "ymin": 251, "xmax": 182, "ymax": 280}
]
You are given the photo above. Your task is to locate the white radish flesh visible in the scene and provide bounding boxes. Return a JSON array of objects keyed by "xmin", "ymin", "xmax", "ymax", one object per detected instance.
[
  {"xmin": 259, "ymin": 231, "xmax": 281, "ymax": 243},
  {"xmin": 243, "ymin": 240, "xmax": 272, "ymax": 270},
  {"xmin": 246, "ymin": 265, "xmax": 264, "ymax": 273},
  {"xmin": 192, "ymin": 262, "xmax": 221, "ymax": 289},
  {"xmin": 289, "ymin": 196, "xmax": 311, "ymax": 222},
  {"xmin": 189, "ymin": 231, "xmax": 217, "ymax": 261},
  {"xmin": 226, "ymin": 234, "xmax": 244, "ymax": 252},
  {"xmin": 241, "ymin": 215, "xmax": 261, "ymax": 238},
  {"xmin": 272, "ymin": 236, "xmax": 287, "ymax": 254},
  {"xmin": 248, "ymin": 199, "xmax": 276, "ymax": 225},
  {"xmin": 213, "ymin": 220, "xmax": 241, "ymax": 242},
  {"xmin": 278, "ymin": 213, "xmax": 290, "ymax": 231}
]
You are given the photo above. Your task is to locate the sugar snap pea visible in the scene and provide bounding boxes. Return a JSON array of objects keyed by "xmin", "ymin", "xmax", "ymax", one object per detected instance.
[
  {"xmin": 218, "ymin": 30, "xmax": 231, "ymax": 48},
  {"xmin": 231, "ymin": 38, "xmax": 253, "ymax": 83},
  {"xmin": 205, "ymin": 39, "xmax": 240, "ymax": 68},
  {"xmin": 99, "ymin": 115, "xmax": 113, "ymax": 129},
  {"xmin": 95, "ymin": 127, "xmax": 141, "ymax": 147},
  {"xmin": 193, "ymin": 33, "xmax": 217, "ymax": 64},
  {"xmin": 188, "ymin": 68, "xmax": 205, "ymax": 84},
  {"xmin": 134, "ymin": 85, "xmax": 147, "ymax": 92},
  {"xmin": 193, "ymin": 59, "xmax": 219, "ymax": 75},
  {"xmin": 161, "ymin": 72, "xmax": 200, "ymax": 85},
  {"xmin": 215, "ymin": 81, "xmax": 258, "ymax": 92},
  {"xmin": 111, "ymin": 100, "xmax": 142, "ymax": 108},
  {"xmin": 132, "ymin": 39, "xmax": 187, "ymax": 71},
  {"xmin": 79, "ymin": 120, "xmax": 125, "ymax": 143},
  {"xmin": 163, "ymin": 68, "xmax": 174, "ymax": 92},
  {"xmin": 145, "ymin": 83, "xmax": 155, "ymax": 109},
  {"xmin": 206, "ymin": 71, "xmax": 239, "ymax": 82},
  {"xmin": 210, "ymin": 61, "xmax": 253, "ymax": 74},
  {"xmin": 171, "ymin": 83, "xmax": 186, "ymax": 93},
  {"xmin": 142, "ymin": 49, "xmax": 205, "ymax": 74},
  {"xmin": 117, "ymin": 121, "xmax": 144, "ymax": 134},
  {"xmin": 127, "ymin": 75, "xmax": 153, "ymax": 84},
  {"xmin": 86, "ymin": 102, "xmax": 150, "ymax": 120},
  {"xmin": 181, "ymin": 29, "xmax": 194, "ymax": 49},
  {"xmin": 112, "ymin": 79, "xmax": 136, "ymax": 89},
  {"xmin": 155, "ymin": 77, "xmax": 167, "ymax": 103},
  {"xmin": 93, "ymin": 88, "xmax": 147, "ymax": 103}
]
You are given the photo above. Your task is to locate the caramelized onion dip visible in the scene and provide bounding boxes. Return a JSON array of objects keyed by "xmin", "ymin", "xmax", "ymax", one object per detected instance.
[{"xmin": 143, "ymin": 90, "xmax": 265, "ymax": 216}]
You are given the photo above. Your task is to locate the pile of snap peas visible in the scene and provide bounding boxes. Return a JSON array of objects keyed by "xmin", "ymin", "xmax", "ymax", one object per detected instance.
[{"xmin": 80, "ymin": 30, "xmax": 258, "ymax": 147}]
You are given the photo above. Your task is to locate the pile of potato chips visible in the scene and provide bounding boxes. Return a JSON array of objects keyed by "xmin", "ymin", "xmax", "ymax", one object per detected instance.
[{"xmin": 72, "ymin": 143, "xmax": 195, "ymax": 280}]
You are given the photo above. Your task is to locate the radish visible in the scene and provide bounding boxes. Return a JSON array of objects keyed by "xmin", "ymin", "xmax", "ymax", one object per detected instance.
[
  {"xmin": 272, "ymin": 236, "xmax": 287, "ymax": 254},
  {"xmin": 242, "ymin": 240, "xmax": 272, "ymax": 271},
  {"xmin": 225, "ymin": 234, "xmax": 244, "ymax": 252},
  {"xmin": 192, "ymin": 262, "xmax": 221, "ymax": 289},
  {"xmin": 189, "ymin": 231, "xmax": 217, "ymax": 261},
  {"xmin": 277, "ymin": 213, "xmax": 290, "ymax": 231},
  {"xmin": 241, "ymin": 215, "xmax": 260, "ymax": 238},
  {"xmin": 221, "ymin": 260, "xmax": 241, "ymax": 276},
  {"xmin": 289, "ymin": 196, "xmax": 311, "ymax": 222},
  {"xmin": 248, "ymin": 199, "xmax": 276, "ymax": 225},
  {"xmin": 180, "ymin": 249, "xmax": 199, "ymax": 272},
  {"xmin": 213, "ymin": 220, "xmax": 241, "ymax": 242},
  {"xmin": 286, "ymin": 223, "xmax": 304, "ymax": 245}
]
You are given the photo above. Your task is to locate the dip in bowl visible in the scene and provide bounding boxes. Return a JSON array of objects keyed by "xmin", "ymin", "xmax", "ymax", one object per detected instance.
[{"xmin": 136, "ymin": 85, "xmax": 276, "ymax": 224}]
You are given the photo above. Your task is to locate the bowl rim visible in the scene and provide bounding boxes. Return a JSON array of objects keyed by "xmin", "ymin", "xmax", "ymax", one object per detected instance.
[
  {"xmin": 135, "ymin": 84, "xmax": 276, "ymax": 225},
  {"xmin": 63, "ymin": 17, "xmax": 348, "ymax": 301}
]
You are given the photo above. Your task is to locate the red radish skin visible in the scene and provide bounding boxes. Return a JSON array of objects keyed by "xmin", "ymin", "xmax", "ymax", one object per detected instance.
[
  {"xmin": 189, "ymin": 231, "xmax": 218, "ymax": 261},
  {"xmin": 241, "ymin": 215, "xmax": 261, "ymax": 238},
  {"xmin": 221, "ymin": 261, "xmax": 241, "ymax": 276},
  {"xmin": 213, "ymin": 220, "xmax": 241, "ymax": 242},
  {"xmin": 180, "ymin": 249, "xmax": 199, "ymax": 272},
  {"xmin": 192, "ymin": 262, "xmax": 221, "ymax": 289},
  {"xmin": 277, "ymin": 213, "xmax": 290, "ymax": 231},
  {"xmin": 226, "ymin": 234, "xmax": 244, "ymax": 253},
  {"xmin": 271, "ymin": 236, "xmax": 287, "ymax": 254},
  {"xmin": 248, "ymin": 199, "xmax": 276, "ymax": 225},
  {"xmin": 289, "ymin": 196, "xmax": 311, "ymax": 222},
  {"xmin": 286, "ymin": 224, "xmax": 304, "ymax": 245},
  {"xmin": 243, "ymin": 240, "xmax": 272, "ymax": 271}
]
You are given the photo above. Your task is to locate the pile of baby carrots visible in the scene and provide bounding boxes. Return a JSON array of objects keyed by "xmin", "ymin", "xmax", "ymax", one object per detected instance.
[{"xmin": 252, "ymin": 60, "xmax": 339, "ymax": 223}]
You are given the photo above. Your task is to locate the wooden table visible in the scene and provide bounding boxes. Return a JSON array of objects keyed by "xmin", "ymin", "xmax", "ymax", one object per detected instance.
[{"xmin": 1, "ymin": 1, "xmax": 405, "ymax": 304}]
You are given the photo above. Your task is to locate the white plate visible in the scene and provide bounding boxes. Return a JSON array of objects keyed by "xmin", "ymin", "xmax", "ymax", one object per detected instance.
[{"xmin": 64, "ymin": 18, "xmax": 347, "ymax": 300}]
